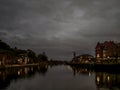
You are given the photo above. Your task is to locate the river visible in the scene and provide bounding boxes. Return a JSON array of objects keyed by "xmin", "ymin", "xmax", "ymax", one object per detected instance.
[{"xmin": 0, "ymin": 65, "xmax": 120, "ymax": 90}]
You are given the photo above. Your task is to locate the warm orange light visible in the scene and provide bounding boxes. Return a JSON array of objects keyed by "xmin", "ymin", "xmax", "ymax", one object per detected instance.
[
  {"xmin": 97, "ymin": 76, "xmax": 100, "ymax": 83},
  {"xmin": 18, "ymin": 71, "xmax": 21, "ymax": 75},
  {"xmin": 103, "ymin": 54, "xmax": 106, "ymax": 57},
  {"xmin": 107, "ymin": 76, "xmax": 110, "ymax": 81},
  {"xmin": 97, "ymin": 54, "xmax": 100, "ymax": 58}
]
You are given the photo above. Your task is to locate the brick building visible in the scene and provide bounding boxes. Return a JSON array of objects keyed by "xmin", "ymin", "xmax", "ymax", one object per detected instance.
[{"xmin": 95, "ymin": 41, "xmax": 120, "ymax": 62}]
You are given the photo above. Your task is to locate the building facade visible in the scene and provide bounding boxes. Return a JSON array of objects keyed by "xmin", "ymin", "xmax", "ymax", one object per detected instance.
[
  {"xmin": 72, "ymin": 54, "xmax": 94, "ymax": 63},
  {"xmin": 0, "ymin": 52, "xmax": 15, "ymax": 65},
  {"xmin": 95, "ymin": 41, "xmax": 120, "ymax": 62}
]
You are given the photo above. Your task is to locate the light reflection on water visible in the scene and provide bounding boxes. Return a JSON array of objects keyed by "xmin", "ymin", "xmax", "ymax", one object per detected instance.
[{"xmin": 0, "ymin": 65, "xmax": 120, "ymax": 90}]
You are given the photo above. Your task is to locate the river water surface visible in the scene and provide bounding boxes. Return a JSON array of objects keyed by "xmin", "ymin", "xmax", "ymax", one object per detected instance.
[{"xmin": 0, "ymin": 65, "xmax": 120, "ymax": 90}]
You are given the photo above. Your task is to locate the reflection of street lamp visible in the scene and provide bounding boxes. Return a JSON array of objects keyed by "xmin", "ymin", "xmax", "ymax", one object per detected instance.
[
  {"xmin": 89, "ymin": 72, "xmax": 91, "ymax": 77},
  {"xmin": 97, "ymin": 76, "xmax": 100, "ymax": 84},
  {"xmin": 107, "ymin": 76, "xmax": 110, "ymax": 82},
  {"xmin": 18, "ymin": 71, "xmax": 21, "ymax": 75}
]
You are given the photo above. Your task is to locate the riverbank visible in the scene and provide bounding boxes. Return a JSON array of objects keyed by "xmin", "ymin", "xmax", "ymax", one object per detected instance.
[
  {"xmin": 66, "ymin": 62, "xmax": 120, "ymax": 73},
  {"xmin": 0, "ymin": 61, "xmax": 66, "ymax": 69},
  {"xmin": 1, "ymin": 61, "xmax": 120, "ymax": 73},
  {"xmin": 0, "ymin": 62, "xmax": 48, "ymax": 69}
]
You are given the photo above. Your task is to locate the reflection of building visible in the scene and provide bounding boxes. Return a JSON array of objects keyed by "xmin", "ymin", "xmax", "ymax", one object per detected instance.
[
  {"xmin": 96, "ymin": 72, "xmax": 120, "ymax": 89},
  {"xmin": 70, "ymin": 66, "xmax": 92, "ymax": 76},
  {"xmin": 72, "ymin": 54, "xmax": 94, "ymax": 63},
  {"xmin": 95, "ymin": 41, "xmax": 120, "ymax": 62},
  {"xmin": 0, "ymin": 65, "xmax": 48, "ymax": 89}
]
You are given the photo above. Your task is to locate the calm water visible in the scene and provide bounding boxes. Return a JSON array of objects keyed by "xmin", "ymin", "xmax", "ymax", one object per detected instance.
[{"xmin": 0, "ymin": 65, "xmax": 120, "ymax": 90}]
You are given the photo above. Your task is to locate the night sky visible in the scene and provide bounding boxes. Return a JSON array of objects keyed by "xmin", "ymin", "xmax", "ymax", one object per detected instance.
[{"xmin": 0, "ymin": 0, "xmax": 120, "ymax": 60}]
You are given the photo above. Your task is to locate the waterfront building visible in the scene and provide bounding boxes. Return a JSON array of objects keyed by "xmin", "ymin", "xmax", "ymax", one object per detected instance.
[
  {"xmin": 72, "ymin": 54, "xmax": 94, "ymax": 63},
  {"xmin": 95, "ymin": 41, "xmax": 120, "ymax": 62},
  {"xmin": 0, "ymin": 51, "xmax": 15, "ymax": 65}
]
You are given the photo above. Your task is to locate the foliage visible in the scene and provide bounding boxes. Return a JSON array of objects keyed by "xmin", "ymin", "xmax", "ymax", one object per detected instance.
[
  {"xmin": 27, "ymin": 49, "xmax": 36, "ymax": 58},
  {"xmin": 0, "ymin": 40, "xmax": 49, "ymax": 64},
  {"xmin": 0, "ymin": 40, "xmax": 10, "ymax": 50},
  {"xmin": 37, "ymin": 53, "xmax": 48, "ymax": 61}
]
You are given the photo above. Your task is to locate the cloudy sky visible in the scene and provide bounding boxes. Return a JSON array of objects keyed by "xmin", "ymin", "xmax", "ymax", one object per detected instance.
[{"xmin": 0, "ymin": 0, "xmax": 120, "ymax": 60}]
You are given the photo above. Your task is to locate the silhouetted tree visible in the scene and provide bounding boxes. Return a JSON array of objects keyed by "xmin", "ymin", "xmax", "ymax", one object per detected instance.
[
  {"xmin": 27, "ymin": 50, "xmax": 36, "ymax": 58},
  {"xmin": 37, "ymin": 52, "xmax": 48, "ymax": 62},
  {"xmin": 0, "ymin": 40, "xmax": 10, "ymax": 50},
  {"xmin": 27, "ymin": 49, "xmax": 36, "ymax": 63}
]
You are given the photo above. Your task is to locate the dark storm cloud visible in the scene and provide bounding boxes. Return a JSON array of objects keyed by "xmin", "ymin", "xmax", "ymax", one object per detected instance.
[{"xmin": 0, "ymin": 0, "xmax": 120, "ymax": 60}]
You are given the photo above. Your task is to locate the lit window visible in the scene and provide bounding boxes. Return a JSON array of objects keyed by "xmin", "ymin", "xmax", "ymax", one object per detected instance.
[
  {"xmin": 103, "ymin": 54, "xmax": 106, "ymax": 57},
  {"xmin": 97, "ymin": 54, "xmax": 100, "ymax": 58}
]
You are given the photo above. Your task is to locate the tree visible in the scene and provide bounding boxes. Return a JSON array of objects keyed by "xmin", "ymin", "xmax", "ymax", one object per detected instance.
[
  {"xmin": 27, "ymin": 49, "xmax": 36, "ymax": 58},
  {"xmin": 37, "ymin": 52, "xmax": 48, "ymax": 62},
  {"xmin": 27, "ymin": 49, "xmax": 36, "ymax": 63},
  {"xmin": 0, "ymin": 40, "xmax": 10, "ymax": 50}
]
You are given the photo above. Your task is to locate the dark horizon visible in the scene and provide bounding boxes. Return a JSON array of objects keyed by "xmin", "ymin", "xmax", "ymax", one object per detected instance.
[{"xmin": 0, "ymin": 0, "xmax": 120, "ymax": 60}]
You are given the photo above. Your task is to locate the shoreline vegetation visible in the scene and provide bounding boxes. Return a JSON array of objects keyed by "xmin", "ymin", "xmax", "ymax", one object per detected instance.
[
  {"xmin": 0, "ymin": 40, "xmax": 49, "ymax": 66},
  {"xmin": 1, "ymin": 60, "xmax": 120, "ymax": 72},
  {"xmin": 0, "ymin": 40, "xmax": 120, "ymax": 71}
]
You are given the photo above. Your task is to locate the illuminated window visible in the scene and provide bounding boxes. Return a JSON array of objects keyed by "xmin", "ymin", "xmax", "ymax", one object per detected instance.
[
  {"xmin": 97, "ymin": 54, "xmax": 100, "ymax": 58},
  {"xmin": 103, "ymin": 54, "xmax": 106, "ymax": 57}
]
